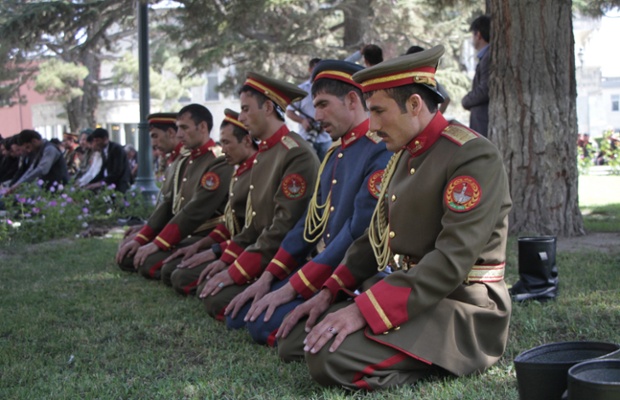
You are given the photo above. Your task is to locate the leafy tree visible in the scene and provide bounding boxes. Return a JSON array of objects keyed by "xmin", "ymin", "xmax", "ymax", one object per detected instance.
[{"xmin": 0, "ymin": 0, "xmax": 137, "ymax": 132}]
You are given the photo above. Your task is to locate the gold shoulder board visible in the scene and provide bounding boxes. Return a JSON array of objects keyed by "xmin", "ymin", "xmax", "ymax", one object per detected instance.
[
  {"xmin": 281, "ymin": 135, "xmax": 299, "ymax": 149},
  {"xmin": 366, "ymin": 130, "xmax": 382, "ymax": 144},
  {"xmin": 441, "ymin": 124, "xmax": 479, "ymax": 146}
]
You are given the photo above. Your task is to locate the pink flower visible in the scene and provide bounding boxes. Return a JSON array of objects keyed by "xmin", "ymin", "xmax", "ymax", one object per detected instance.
[
  {"xmin": 82, "ymin": 207, "xmax": 89, "ymax": 214},
  {"xmin": 32, "ymin": 207, "xmax": 40, "ymax": 214},
  {"xmin": 37, "ymin": 179, "xmax": 44, "ymax": 186}
]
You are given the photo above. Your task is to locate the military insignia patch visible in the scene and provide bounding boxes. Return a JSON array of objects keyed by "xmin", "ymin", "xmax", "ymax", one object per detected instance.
[
  {"xmin": 367, "ymin": 170, "xmax": 384, "ymax": 199},
  {"xmin": 445, "ymin": 176, "xmax": 481, "ymax": 212},
  {"xmin": 281, "ymin": 174, "xmax": 307, "ymax": 199},
  {"xmin": 201, "ymin": 172, "xmax": 220, "ymax": 191}
]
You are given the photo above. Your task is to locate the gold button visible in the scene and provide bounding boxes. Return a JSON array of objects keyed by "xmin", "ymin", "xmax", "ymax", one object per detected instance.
[
  {"xmin": 389, "ymin": 231, "xmax": 395, "ymax": 238},
  {"xmin": 330, "ymin": 206, "xmax": 335, "ymax": 212},
  {"xmin": 183, "ymin": 178, "xmax": 187, "ymax": 182},
  {"xmin": 338, "ymin": 153, "xmax": 343, "ymax": 158},
  {"xmin": 326, "ymin": 233, "xmax": 331, "ymax": 238},
  {"xmin": 229, "ymin": 192, "xmax": 234, "ymax": 197},
  {"xmin": 410, "ymin": 168, "xmax": 415, "ymax": 175},
  {"xmin": 415, "ymin": 140, "xmax": 420, "ymax": 145},
  {"xmin": 249, "ymin": 185, "xmax": 254, "ymax": 190},
  {"xmin": 394, "ymin": 326, "xmax": 400, "ymax": 331},
  {"xmin": 383, "ymin": 331, "xmax": 389, "ymax": 335},
  {"xmin": 234, "ymin": 177, "xmax": 238, "ymax": 181},
  {"xmin": 253, "ymin": 159, "xmax": 258, "ymax": 164},
  {"xmin": 189, "ymin": 160, "xmax": 193, "ymax": 164},
  {"xmin": 232, "ymin": 209, "xmax": 236, "ymax": 213},
  {"xmin": 332, "ymin": 179, "xmax": 337, "ymax": 185},
  {"xmin": 252, "ymin": 211, "xmax": 256, "ymax": 216},
  {"xmin": 391, "ymin": 194, "xmax": 397, "ymax": 201},
  {"xmin": 181, "ymin": 197, "xmax": 185, "ymax": 201}
]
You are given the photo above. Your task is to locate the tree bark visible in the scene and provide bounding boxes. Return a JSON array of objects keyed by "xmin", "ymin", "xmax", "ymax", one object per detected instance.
[
  {"xmin": 340, "ymin": 0, "xmax": 372, "ymax": 47},
  {"xmin": 490, "ymin": 0, "xmax": 584, "ymax": 237}
]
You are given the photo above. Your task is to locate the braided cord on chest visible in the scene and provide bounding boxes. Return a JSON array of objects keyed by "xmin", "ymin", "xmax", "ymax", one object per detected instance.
[
  {"xmin": 224, "ymin": 178, "xmax": 240, "ymax": 237},
  {"xmin": 368, "ymin": 150, "xmax": 403, "ymax": 271},
  {"xmin": 303, "ymin": 146, "xmax": 337, "ymax": 243},
  {"xmin": 171, "ymin": 155, "xmax": 190, "ymax": 215}
]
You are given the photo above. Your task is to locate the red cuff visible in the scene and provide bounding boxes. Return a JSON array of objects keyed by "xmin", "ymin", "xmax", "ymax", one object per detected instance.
[
  {"xmin": 135, "ymin": 225, "xmax": 156, "ymax": 245},
  {"xmin": 265, "ymin": 248, "xmax": 298, "ymax": 280},
  {"xmin": 153, "ymin": 223, "xmax": 181, "ymax": 250},
  {"xmin": 290, "ymin": 261, "xmax": 332, "ymax": 299},
  {"xmin": 323, "ymin": 264, "xmax": 357, "ymax": 299},
  {"xmin": 354, "ymin": 280, "xmax": 411, "ymax": 334},
  {"xmin": 208, "ymin": 224, "xmax": 230, "ymax": 243},
  {"xmin": 228, "ymin": 250, "xmax": 262, "ymax": 284},
  {"xmin": 220, "ymin": 240, "xmax": 244, "ymax": 264}
]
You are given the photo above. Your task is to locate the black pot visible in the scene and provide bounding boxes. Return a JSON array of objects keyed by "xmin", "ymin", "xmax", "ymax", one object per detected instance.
[
  {"xmin": 567, "ymin": 360, "xmax": 620, "ymax": 400},
  {"xmin": 514, "ymin": 341, "xmax": 620, "ymax": 400}
]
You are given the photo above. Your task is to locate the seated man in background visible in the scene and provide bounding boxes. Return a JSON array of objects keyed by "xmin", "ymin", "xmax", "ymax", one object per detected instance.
[{"xmin": 83, "ymin": 128, "xmax": 131, "ymax": 193}]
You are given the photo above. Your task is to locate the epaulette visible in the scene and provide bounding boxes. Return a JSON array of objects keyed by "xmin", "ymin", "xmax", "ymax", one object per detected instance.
[
  {"xmin": 441, "ymin": 124, "xmax": 479, "ymax": 146},
  {"xmin": 365, "ymin": 130, "xmax": 382, "ymax": 144},
  {"xmin": 281, "ymin": 135, "xmax": 300, "ymax": 150}
]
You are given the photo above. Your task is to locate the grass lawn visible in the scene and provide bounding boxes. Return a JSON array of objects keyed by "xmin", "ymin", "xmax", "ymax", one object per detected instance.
[{"xmin": 1, "ymin": 203, "xmax": 619, "ymax": 399}]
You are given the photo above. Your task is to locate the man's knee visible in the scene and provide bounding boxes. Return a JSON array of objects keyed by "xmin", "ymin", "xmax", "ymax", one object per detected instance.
[
  {"xmin": 117, "ymin": 256, "xmax": 136, "ymax": 272},
  {"xmin": 160, "ymin": 262, "xmax": 178, "ymax": 286},
  {"xmin": 277, "ymin": 323, "xmax": 306, "ymax": 362}
]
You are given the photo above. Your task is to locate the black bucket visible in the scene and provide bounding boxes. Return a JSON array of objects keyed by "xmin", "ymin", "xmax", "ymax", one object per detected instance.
[
  {"xmin": 567, "ymin": 360, "xmax": 620, "ymax": 400},
  {"xmin": 514, "ymin": 341, "xmax": 620, "ymax": 400}
]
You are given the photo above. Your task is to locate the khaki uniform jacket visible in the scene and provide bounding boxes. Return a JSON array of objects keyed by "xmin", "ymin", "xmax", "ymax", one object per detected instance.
[
  {"xmin": 220, "ymin": 125, "xmax": 319, "ymax": 285},
  {"xmin": 135, "ymin": 139, "xmax": 233, "ymax": 250},
  {"xmin": 323, "ymin": 113, "xmax": 512, "ymax": 376},
  {"xmin": 207, "ymin": 152, "xmax": 257, "ymax": 243},
  {"xmin": 154, "ymin": 142, "xmax": 186, "ymax": 207}
]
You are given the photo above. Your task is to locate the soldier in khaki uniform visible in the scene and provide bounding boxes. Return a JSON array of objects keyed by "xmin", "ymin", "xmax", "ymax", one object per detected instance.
[
  {"xmin": 115, "ymin": 112, "xmax": 185, "ymax": 251},
  {"xmin": 116, "ymin": 104, "xmax": 233, "ymax": 280},
  {"xmin": 277, "ymin": 45, "xmax": 512, "ymax": 390},
  {"xmin": 159, "ymin": 109, "xmax": 258, "ymax": 293},
  {"xmin": 196, "ymin": 72, "xmax": 320, "ymax": 321}
]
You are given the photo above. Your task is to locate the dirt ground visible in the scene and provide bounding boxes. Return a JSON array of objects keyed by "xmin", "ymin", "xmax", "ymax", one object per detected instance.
[{"xmin": 556, "ymin": 231, "xmax": 620, "ymax": 254}]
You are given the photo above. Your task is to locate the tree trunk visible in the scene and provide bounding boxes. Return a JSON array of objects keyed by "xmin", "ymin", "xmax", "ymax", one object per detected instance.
[
  {"xmin": 489, "ymin": 0, "xmax": 584, "ymax": 237},
  {"xmin": 340, "ymin": 0, "xmax": 372, "ymax": 47},
  {"xmin": 80, "ymin": 51, "xmax": 100, "ymax": 130}
]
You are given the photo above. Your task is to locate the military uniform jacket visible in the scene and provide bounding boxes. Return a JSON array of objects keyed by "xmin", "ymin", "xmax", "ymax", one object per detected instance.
[
  {"xmin": 135, "ymin": 139, "xmax": 233, "ymax": 251},
  {"xmin": 207, "ymin": 152, "xmax": 257, "ymax": 243},
  {"xmin": 264, "ymin": 120, "xmax": 392, "ymax": 299},
  {"xmin": 219, "ymin": 125, "xmax": 319, "ymax": 285},
  {"xmin": 323, "ymin": 113, "xmax": 512, "ymax": 376},
  {"xmin": 154, "ymin": 142, "xmax": 186, "ymax": 207}
]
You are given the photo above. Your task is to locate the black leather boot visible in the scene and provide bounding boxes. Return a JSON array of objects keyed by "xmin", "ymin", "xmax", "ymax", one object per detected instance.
[{"xmin": 510, "ymin": 236, "xmax": 558, "ymax": 302}]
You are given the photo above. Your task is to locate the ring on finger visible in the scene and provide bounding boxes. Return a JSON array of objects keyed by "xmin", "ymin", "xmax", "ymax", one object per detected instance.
[{"xmin": 327, "ymin": 326, "xmax": 337, "ymax": 335}]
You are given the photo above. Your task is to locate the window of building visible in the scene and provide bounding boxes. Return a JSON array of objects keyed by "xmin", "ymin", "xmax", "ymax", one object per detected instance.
[
  {"xmin": 612, "ymin": 94, "xmax": 619, "ymax": 112},
  {"xmin": 204, "ymin": 70, "xmax": 219, "ymax": 101}
]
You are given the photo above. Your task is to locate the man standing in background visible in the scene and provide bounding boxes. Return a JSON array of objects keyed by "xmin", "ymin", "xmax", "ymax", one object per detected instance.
[{"xmin": 462, "ymin": 15, "xmax": 491, "ymax": 137}]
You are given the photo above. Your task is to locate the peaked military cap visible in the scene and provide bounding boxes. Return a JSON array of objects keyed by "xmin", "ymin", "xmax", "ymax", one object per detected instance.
[
  {"xmin": 243, "ymin": 72, "xmax": 308, "ymax": 110},
  {"xmin": 147, "ymin": 112, "xmax": 177, "ymax": 126},
  {"xmin": 352, "ymin": 44, "xmax": 445, "ymax": 103},
  {"xmin": 223, "ymin": 108, "xmax": 248, "ymax": 133},
  {"xmin": 311, "ymin": 59, "xmax": 364, "ymax": 88}
]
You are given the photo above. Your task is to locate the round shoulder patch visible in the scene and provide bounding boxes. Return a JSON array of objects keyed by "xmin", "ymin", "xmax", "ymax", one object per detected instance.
[
  {"xmin": 281, "ymin": 173, "xmax": 307, "ymax": 199},
  {"xmin": 445, "ymin": 176, "xmax": 482, "ymax": 212},
  {"xmin": 201, "ymin": 172, "xmax": 220, "ymax": 191},
  {"xmin": 367, "ymin": 169, "xmax": 384, "ymax": 199}
]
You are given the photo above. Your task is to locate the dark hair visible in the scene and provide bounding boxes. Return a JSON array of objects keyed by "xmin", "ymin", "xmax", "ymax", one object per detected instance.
[
  {"xmin": 220, "ymin": 120, "xmax": 254, "ymax": 146},
  {"xmin": 50, "ymin": 138, "xmax": 62, "ymax": 146},
  {"xmin": 17, "ymin": 129, "xmax": 42, "ymax": 145},
  {"xmin": 177, "ymin": 103, "xmax": 214, "ymax": 133},
  {"xmin": 238, "ymin": 85, "xmax": 285, "ymax": 121},
  {"xmin": 90, "ymin": 128, "xmax": 110, "ymax": 140},
  {"xmin": 406, "ymin": 45, "xmax": 425, "ymax": 55},
  {"xmin": 362, "ymin": 44, "xmax": 383, "ymax": 66},
  {"xmin": 309, "ymin": 58, "xmax": 322, "ymax": 69},
  {"xmin": 470, "ymin": 15, "xmax": 491, "ymax": 42},
  {"xmin": 2, "ymin": 136, "xmax": 15, "ymax": 151},
  {"xmin": 311, "ymin": 79, "xmax": 365, "ymax": 110},
  {"xmin": 364, "ymin": 84, "xmax": 438, "ymax": 114}
]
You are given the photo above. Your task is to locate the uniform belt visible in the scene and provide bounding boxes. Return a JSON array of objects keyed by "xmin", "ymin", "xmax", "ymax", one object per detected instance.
[
  {"xmin": 193, "ymin": 215, "xmax": 226, "ymax": 235},
  {"xmin": 397, "ymin": 255, "xmax": 505, "ymax": 283}
]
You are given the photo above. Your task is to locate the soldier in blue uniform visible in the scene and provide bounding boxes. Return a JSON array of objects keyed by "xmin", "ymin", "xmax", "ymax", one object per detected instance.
[{"xmin": 222, "ymin": 60, "xmax": 393, "ymax": 345}]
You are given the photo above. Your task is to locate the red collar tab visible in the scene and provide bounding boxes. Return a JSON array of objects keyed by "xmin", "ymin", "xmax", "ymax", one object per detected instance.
[
  {"xmin": 404, "ymin": 113, "xmax": 448, "ymax": 156},
  {"xmin": 341, "ymin": 119, "xmax": 370, "ymax": 149},
  {"xmin": 259, "ymin": 125, "xmax": 290, "ymax": 152},
  {"xmin": 167, "ymin": 142, "xmax": 184, "ymax": 165},
  {"xmin": 236, "ymin": 151, "xmax": 258, "ymax": 176},
  {"xmin": 191, "ymin": 139, "xmax": 216, "ymax": 159}
]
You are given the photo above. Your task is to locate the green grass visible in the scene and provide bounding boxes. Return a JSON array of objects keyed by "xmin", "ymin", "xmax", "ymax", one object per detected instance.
[{"xmin": 1, "ymin": 207, "xmax": 619, "ymax": 399}]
